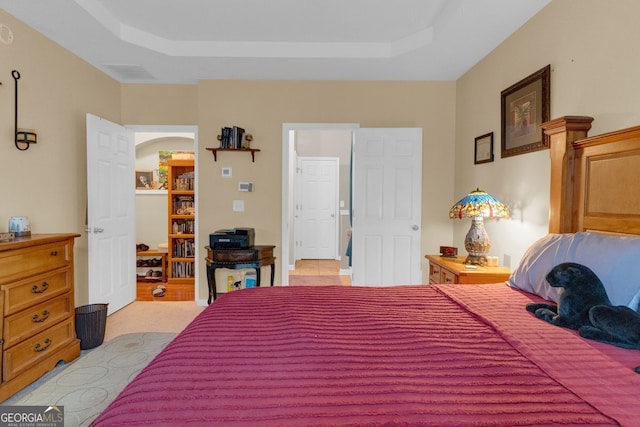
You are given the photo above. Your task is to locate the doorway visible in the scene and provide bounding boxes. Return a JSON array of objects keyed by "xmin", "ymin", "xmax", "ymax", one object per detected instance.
[
  {"xmin": 282, "ymin": 124, "xmax": 424, "ymax": 288},
  {"xmin": 282, "ymin": 124, "xmax": 358, "ymax": 286},
  {"xmin": 131, "ymin": 126, "xmax": 197, "ymax": 301}
]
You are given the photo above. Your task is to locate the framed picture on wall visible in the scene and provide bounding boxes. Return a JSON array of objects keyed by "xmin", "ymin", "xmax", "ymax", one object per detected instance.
[
  {"xmin": 474, "ymin": 132, "xmax": 494, "ymax": 164},
  {"xmin": 501, "ymin": 64, "xmax": 550, "ymax": 158},
  {"xmin": 136, "ymin": 170, "xmax": 154, "ymax": 189}
]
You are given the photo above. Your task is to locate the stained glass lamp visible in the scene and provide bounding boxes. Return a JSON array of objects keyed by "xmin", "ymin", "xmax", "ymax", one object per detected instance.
[{"xmin": 449, "ymin": 188, "xmax": 510, "ymax": 265}]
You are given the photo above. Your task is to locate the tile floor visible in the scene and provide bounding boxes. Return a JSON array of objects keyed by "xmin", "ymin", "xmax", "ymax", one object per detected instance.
[{"xmin": 290, "ymin": 259, "xmax": 352, "ymax": 285}]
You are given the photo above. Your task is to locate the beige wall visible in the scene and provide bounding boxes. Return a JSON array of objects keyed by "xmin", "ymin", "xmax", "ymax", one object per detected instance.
[
  {"xmin": 96, "ymin": 77, "xmax": 457, "ymax": 301},
  {"xmin": 454, "ymin": 0, "xmax": 640, "ymax": 269},
  {"xmin": 121, "ymin": 85, "xmax": 197, "ymax": 126},
  {"xmin": 196, "ymin": 80, "xmax": 456, "ymax": 298},
  {"xmin": 0, "ymin": 10, "xmax": 121, "ymax": 305}
]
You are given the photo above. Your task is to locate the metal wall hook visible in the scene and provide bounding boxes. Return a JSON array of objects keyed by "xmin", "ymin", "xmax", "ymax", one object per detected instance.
[{"xmin": 12, "ymin": 69, "xmax": 37, "ymax": 151}]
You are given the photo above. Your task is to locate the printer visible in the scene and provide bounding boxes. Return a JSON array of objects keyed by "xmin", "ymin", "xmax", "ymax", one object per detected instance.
[{"xmin": 209, "ymin": 228, "xmax": 255, "ymax": 249}]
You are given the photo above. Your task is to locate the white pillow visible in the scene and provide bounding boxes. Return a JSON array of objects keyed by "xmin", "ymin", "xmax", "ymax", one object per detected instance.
[{"xmin": 508, "ymin": 232, "xmax": 640, "ymax": 309}]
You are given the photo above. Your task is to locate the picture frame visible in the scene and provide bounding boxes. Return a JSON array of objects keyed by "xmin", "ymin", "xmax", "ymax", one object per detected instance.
[
  {"xmin": 501, "ymin": 64, "xmax": 550, "ymax": 158},
  {"xmin": 474, "ymin": 132, "xmax": 494, "ymax": 164},
  {"xmin": 135, "ymin": 170, "xmax": 154, "ymax": 189}
]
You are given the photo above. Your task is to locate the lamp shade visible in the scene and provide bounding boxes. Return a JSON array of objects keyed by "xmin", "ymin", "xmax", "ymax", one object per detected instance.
[{"xmin": 449, "ymin": 188, "xmax": 510, "ymax": 220}]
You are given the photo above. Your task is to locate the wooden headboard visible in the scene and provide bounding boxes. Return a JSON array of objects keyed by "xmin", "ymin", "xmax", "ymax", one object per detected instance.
[{"xmin": 544, "ymin": 116, "xmax": 640, "ymax": 235}]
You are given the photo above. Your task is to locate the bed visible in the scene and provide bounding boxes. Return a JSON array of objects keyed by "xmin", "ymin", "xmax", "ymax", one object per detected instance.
[{"xmin": 92, "ymin": 117, "xmax": 640, "ymax": 427}]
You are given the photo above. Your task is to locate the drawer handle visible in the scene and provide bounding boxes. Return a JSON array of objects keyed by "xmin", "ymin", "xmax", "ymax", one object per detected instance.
[
  {"xmin": 34, "ymin": 338, "xmax": 52, "ymax": 352},
  {"xmin": 51, "ymin": 251, "xmax": 58, "ymax": 256},
  {"xmin": 32, "ymin": 310, "xmax": 50, "ymax": 323},
  {"xmin": 31, "ymin": 282, "xmax": 49, "ymax": 294}
]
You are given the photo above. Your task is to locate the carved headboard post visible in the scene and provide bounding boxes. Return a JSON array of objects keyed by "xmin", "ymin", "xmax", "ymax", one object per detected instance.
[{"xmin": 542, "ymin": 116, "xmax": 594, "ymax": 234}]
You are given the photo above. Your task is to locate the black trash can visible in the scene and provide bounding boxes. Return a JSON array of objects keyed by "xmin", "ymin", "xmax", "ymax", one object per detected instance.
[{"xmin": 75, "ymin": 303, "xmax": 109, "ymax": 350}]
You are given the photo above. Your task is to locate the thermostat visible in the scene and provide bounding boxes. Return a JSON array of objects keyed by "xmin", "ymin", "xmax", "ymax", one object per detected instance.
[{"xmin": 238, "ymin": 182, "xmax": 254, "ymax": 192}]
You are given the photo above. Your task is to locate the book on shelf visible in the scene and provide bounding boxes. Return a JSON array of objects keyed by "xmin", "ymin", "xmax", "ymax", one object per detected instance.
[{"xmin": 220, "ymin": 125, "xmax": 245, "ymax": 149}]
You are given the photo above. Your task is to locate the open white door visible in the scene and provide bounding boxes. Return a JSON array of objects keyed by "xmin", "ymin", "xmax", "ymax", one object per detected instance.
[
  {"xmin": 351, "ymin": 128, "xmax": 422, "ymax": 286},
  {"xmin": 86, "ymin": 114, "xmax": 136, "ymax": 314},
  {"xmin": 296, "ymin": 157, "xmax": 339, "ymax": 260}
]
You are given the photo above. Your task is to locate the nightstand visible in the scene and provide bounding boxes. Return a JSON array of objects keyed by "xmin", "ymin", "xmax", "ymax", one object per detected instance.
[{"xmin": 425, "ymin": 254, "xmax": 512, "ymax": 285}]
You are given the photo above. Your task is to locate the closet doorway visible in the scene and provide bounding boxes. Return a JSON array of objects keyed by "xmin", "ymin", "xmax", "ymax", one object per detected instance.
[{"xmin": 133, "ymin": 126, "xmax": 196, "ymax": 301}]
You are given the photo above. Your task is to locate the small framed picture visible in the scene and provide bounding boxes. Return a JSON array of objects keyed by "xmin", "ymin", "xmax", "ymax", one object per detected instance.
[
  {"xmin": 474, "ymin": 132, "xmax": 494, "ymax": 164},
  {"xmin": 136, "ymin": 170, "xmax": 154, "ymax": 189}
]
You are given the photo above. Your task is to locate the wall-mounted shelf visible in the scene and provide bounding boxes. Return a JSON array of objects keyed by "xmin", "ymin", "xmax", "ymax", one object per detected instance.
[{"xmin": 206, "ymin": 147, "xmax": 261, "ymax": 162}]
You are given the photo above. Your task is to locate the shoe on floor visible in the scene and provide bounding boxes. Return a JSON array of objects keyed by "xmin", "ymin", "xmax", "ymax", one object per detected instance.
[{"xmin": 152, "ymin": 285, "xmax": 166, "ymax": 297}]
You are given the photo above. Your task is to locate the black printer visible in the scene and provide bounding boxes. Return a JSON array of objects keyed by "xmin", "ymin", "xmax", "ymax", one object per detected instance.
[{"xmin": 209, "ymin": 228, "xmax": 255, "ymax": 249}]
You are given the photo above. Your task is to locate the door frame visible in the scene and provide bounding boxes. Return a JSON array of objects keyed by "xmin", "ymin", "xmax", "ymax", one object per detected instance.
[
  {"xmin": 125, "ymin": 124, "xmax": 201, "ymax": 302},
  {"xmin": 295, "ymin": 156, "xmax": 340, "ymax": 261},
  {"xmin": 281, "ymin": 123, "xmax": 359, "ymax": 286}
]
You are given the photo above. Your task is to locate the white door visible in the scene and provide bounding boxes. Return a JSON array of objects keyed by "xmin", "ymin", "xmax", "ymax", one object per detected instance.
[
  {"xmin": 351, "ymin": 128, "xmax": 422, "ymax": 286},
  {"xmin": 86, "ymin": 114, "xmax": 136, "ymax": 314},
  {"xmin": 296, "ymin": 157, "xmax": 339, "ymax": 259}
]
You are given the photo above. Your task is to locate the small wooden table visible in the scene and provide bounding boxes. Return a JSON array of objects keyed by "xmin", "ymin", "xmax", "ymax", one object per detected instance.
[
  {"xmin": 425, "ymin": 254, "xmax": 512, "ymax": 285},
  {"xmin": 205, "ymin": 245, "xmax": 275, "ymax": 304}
]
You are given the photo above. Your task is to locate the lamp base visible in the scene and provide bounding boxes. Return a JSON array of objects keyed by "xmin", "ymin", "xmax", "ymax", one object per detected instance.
[
  {"xmin": 464, "ymin": 254, "xmax": 487, "ymax": 266},
  {"xmin": 463, "ymin": 217, "xmax": 490, "ymax": 266}
]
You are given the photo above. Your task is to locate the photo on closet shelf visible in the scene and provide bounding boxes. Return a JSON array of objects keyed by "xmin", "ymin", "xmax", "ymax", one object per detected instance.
[{"xmin": 135, "ymin": 170, "xmax": 154, "ymax": 189}]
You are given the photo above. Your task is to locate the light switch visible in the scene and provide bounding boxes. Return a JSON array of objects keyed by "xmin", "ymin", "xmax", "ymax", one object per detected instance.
[{"xmin": 233, "ymin": 200, "xmax": 245, "ymax": 212}]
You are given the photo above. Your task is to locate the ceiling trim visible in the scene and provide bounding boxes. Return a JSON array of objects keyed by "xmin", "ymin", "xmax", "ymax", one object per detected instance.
[{"xmin": 75, "ymin": 0, "xmax": 435, "ymax": 59}]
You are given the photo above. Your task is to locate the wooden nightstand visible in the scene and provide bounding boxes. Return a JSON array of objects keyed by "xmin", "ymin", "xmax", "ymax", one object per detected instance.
[{"xmin": 425, "ymin": 254, "xmax": 512, "ymax": 285}]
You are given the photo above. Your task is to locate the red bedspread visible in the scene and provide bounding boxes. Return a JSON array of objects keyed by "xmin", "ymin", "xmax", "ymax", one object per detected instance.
[{"xmin": 92, "ymin": 285, "xmax": 640, "ymax": 426}]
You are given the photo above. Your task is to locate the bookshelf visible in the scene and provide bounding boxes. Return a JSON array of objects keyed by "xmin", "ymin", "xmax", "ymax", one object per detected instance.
[{"xmin": 167, "ymin": 159, "xmax": 195, "ymax": 286}]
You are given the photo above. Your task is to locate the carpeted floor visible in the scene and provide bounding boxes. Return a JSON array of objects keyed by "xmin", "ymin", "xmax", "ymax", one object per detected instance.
[
  {"xmin": 2, "ymin": 332, "xmax": 176, "ymax": 427},
  {"xmin": 289, "ymin": 274, "xmax": 345, "ymax": 286}
]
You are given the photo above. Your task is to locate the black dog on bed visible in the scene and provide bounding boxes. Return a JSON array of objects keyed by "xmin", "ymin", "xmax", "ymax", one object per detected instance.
[
  {"xmin": 580, "ymin": 305, "xmax": 640, "ymax": 349},
  {"xmin": 582, "ymin": 305, "xmax": 640, "ymax": 374},
  {"xmin": 526, "ymin": 262, "xmax": 611, "ymax": 330},
  {"xmin": 526, "ymin": 262, "xmax": 640, "ymax": 373}
]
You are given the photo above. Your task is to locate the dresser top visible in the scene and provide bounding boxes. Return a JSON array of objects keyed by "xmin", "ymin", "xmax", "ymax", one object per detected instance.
[
  {"xmin": 0, "ymin": 233, "xmax": 80, "ymax": 252},
  {"xmin": 425, "ymin": 254, "xmax": 512, "ymax": 276}
]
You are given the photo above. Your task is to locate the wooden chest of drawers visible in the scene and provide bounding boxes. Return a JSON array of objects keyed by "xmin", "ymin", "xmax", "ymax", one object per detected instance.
[{"xmin": 0, "ymin": 234, "xmax": 80, "ymax": 401}]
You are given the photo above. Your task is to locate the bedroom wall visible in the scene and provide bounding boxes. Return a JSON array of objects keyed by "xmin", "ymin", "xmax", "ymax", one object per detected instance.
[
  {"xmin": 454, "ymin": 0, "xmax": 640, "ymax": 269},
  {"xmin": 195, "ymin": 80, "xmax": 456, "ymax": 298},
  {"xmin": 0, "ymin": 10, "xmax": 121, "ymax": 305}
]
